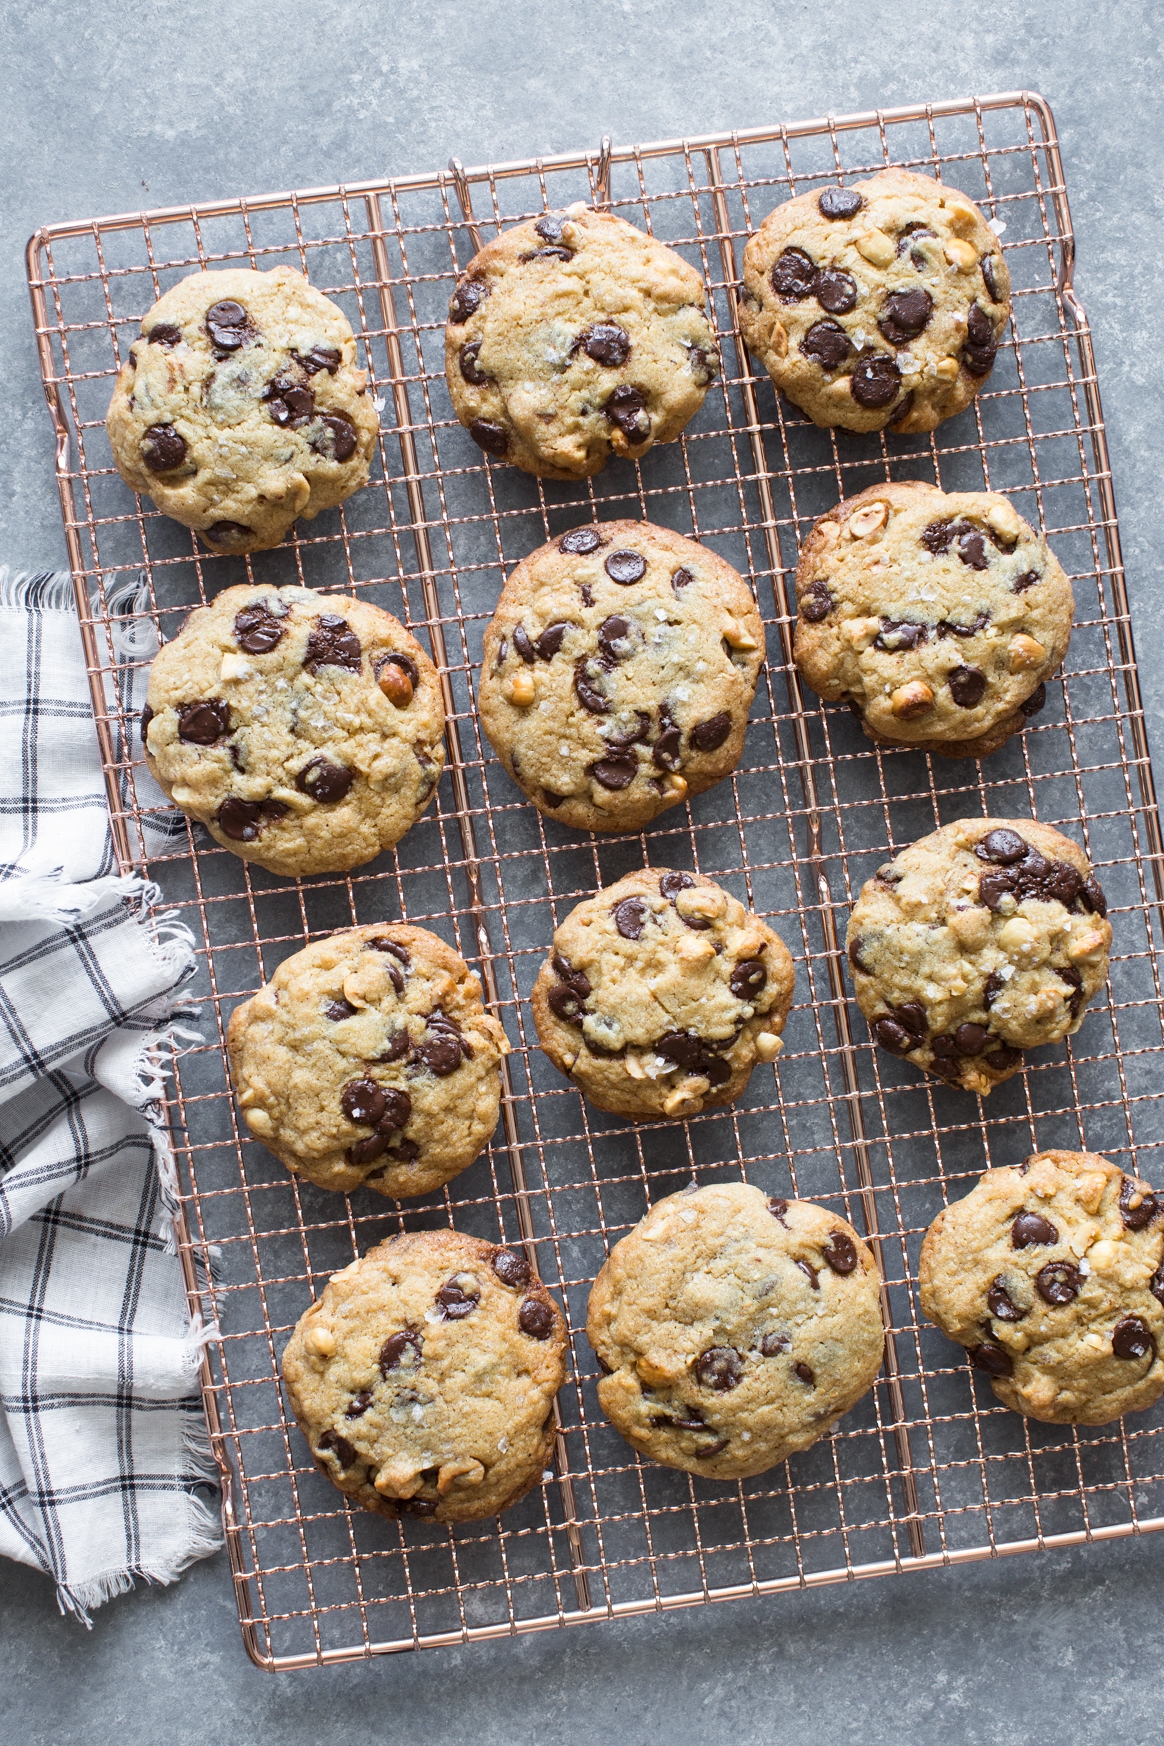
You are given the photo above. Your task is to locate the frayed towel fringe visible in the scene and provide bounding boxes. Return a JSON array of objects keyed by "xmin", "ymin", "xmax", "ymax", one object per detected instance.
[{"xmin": 0, "ymin": 568, "xmax": 75, "ymax": 614}]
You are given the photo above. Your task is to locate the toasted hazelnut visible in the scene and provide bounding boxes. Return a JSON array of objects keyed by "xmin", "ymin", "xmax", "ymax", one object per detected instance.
[
  {"xmin": 1076, "ymin": 1171, "xmax": 1108, "ymax": 1215},
  {"xmin": 842, "ymin": 616, "xmax": 881, "ymax": 650},
  {"xmin": 504, "ymin": 670, "xmax": 536, "ymax": 707},
  {"xmin": 855, "ymin": 228, "xmax": 895, "ymax": 267},
  {"xmin": 998, "ymin": 916, "xmax": 1038, "ymax": 957},
  {"xmin": 624, "ymin": 1053, "xmax": 647, "ymax": 1080},
  {"xmin": 663, "ymin": 1081, "xmax": 705, "ymax": 1117},
  {"xmin": 944, "ymin": 239, "xmax": 979, "ymax": 272},
  {"xmin": 935, "ymin": 357, "xmax": 960, "ymax": 381},
  {"xmin": 1068, "ymin": 927, "xmax": 1107, "ymax": 962},
  {"xmin": 723, "ymin": 619, "xmax": 759, "ymax": 651},
  {"xmin": 219, "ymin": 652, "xmax": 254, "ymax": 683},
  {"xmin": 848, "ymin": 501, "xmax": 888, "ymax": 538},
  {"xmin": 244, "ymin": 1107, "xmax": 274, "ymax": 1136},
  {"xmin": 677, "ymin": 885, "xmax": 725, "ymax": 922},
  {"xmin": 818, "ymin": 520, "xmax": 841, "ymax": 548},
  {"xmin": 637, "ymin": 1354, "xmax": 675, "ymax": 1387},
  {"xmin": 1086, "ymin": 1237, "xmax": 1121, "ymax": 1273},
  {"xmin": 437, "ymin": 1458, "xmax": 485, "ymax": 1494},
  {"xmin": 664, "ymin": 774, "xmax": 689, "ymax": 800},
  {"xmin": 1009, "ymin": 634, "xmax": 1046, "ymax": 673},
  {"xmin": 827, "ymin": 377, "xmax": 854, "ymax": 400},
  {"xmin": 943, "ymin": 197, "xmax": 979, "ymax": 233},
  {"xmin": 304, "ymin": 1325, "xmax": 336, "ymax": 1357},
  {"xmin": 378, "ymin": 660, "xmax": 414, "ymax": 707},
  {"xmin": 890, "ymin": 681, "xmax": 934, "ymax": 720},
  {"xmin": 770, "ymin": 320, "xmax": 788, "ymax": 359},
  {"xmin": 754, "ymin": 1031, "xmax": 783, "ymax": 1062},
  {"xmin": 986, "ymin": 501, "xmax": 1023, "ymax": 542},
  {"xmin": 237, "ymin": 1087, "xmax": 258, "ymax": 1109},
  {"xmin": 947, "ymin": 905, "xmax": 993, "ymax": 952}
]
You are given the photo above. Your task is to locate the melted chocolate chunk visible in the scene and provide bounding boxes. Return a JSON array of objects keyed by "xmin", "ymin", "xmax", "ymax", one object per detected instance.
[
  {"xmin": 574, "ymin": 657, "xmax": 610, "ymax": 714},
  {"xmin": 140, "ymin": 703, "xmax": 153, "ymax": 746},
  {"xmin": 379, "ymin": 1330, "xmax": 422, "ymax": 1373},
  {"xmin": 871, "ymin": 1016, "xmax": 915, "ymax": 1056},
  {"xmin": 325, "ymin": 998, "xmax": 357, "ymax": 1022},
  {"xmin": 216, "ymin": 796, "xmax": 288, "ymax": 841},
  {"xmin": 233, "ymin": 600, "xmax": 287, "ymax": 653},
  {"xmin": 1080, "ymin": 876, "xmax": 1108, "ymax": 917},
  {"xmin": 770, "ymin": 247, "xmax": 818, "ymax": 301},
  {"xmin": 575, "ymin": 323, "xmax": 631, "ymax": 367},
  {"xmin": 588, "ymin": 753, "xmax": 638, "ymax": 790},
  {"xmin": 818, "ymin": 187, "xmax": 865, "ymax": 220},
  {"xmin": 800, "ymin": 578, "xmax": 835, "ymax": 623},
  {"xmin": 294, "ymin": 345, "xmax": 342, "ymax": 375},
  {"xmin": 613, "ymin": 895, "xmax": 649, "ymax": 940},
  {"xmin": 206, "ymin": 300, "xmax": 255, "ymax": 356},
  {"xmin": 468, "ymin": 418, "xmax": 509, "ymax": 458},
  {"xmin": 597, "ymin": 613, "xmax": 634, "ymax": 663},
  {"xmin": 1113, "ymin": 1316, "xmax": 1156, "ymax": 1361},
  {"xmin": 969, "ymin": 1341, "xmax": 1013, "ymax": 1377},
  {"xmin": 535, "ymin": 215, "xmax": 564, "ymax": 244},
  {"xmin": 521, "ymin": 245, "xmax": 573, "ymax": 262},
  {"xmin": 967, "ymin": 302, "xmax": 995, "ymax": 347},
  {"xmin": 560, "ymin": 527, "xmax": 603, "ymax": 555},
  {"xmin": 694, "ymin": 1346, "xmax": 744, "ymax": 1390},
  {"xmin": 310, "ymin": 412, "xmax": 358, "ymax": 462},
  {"xmin": 848, "ymin": 935, "xmax": 871, "ymax": 974},
  {"xmin": 948, "ymin": 665, "xmax": 987, "ymax": 709},
  {"xmin": 1036, "ymin": 1260, "xmax": 1082, "ymax": 1305},
  {"xmin": 850, "ymin": 351, "xmax": 901, "ymax": 409},
  {"xmin": 878, "ymin": 288, "xmax": 934, "ymax": 347},
  {"xmin": 796, "ymin": 1259, "xmax": 819, "ymax": 1291},
  {"xmin": 303, "ymin": 613, "xmax": 362, "ymax": 673},
  {"xmin": 688, "ymin": 344, "xmax": 717, "ymax": 386},
  {"xmin": 512, "ymin": 623, "xmax": 536, "ymax": 665},
  {"xmin": 604, "ymin": 384, "xmax": 650, "ymax": 442},
  {"xmin": 1020, "ymin": 682, "xmax": 1047, "ymax": 719},
  {"xmin": 660, "ymin": 870, "xmax": 694, "ymax": 903},
  {"xmin": 823, "ymin": 1230, "xmax": 858, "ymax": 1275},
  {"xmin": 729, "ymin": 958, "xmax": 767, "ymax": 1000},
  {"xmin": 794, "ymin": 1362, "xmax": 815, "ymax": 1386},
  {"xmin": 760, "ymin": 1331, "xmax": 790, "ymax": 1356},
  {"xmin": 1120, "ymin": 1175, "xmax": 1158, "ymax": 1231},
  {"xmin": 875, "ymin": 619, "xmax": 928, "ymax": 651},
  {"xmin": 264, "ymin": 377, "xmax": 315, "ymax": 427},
  {"xmin": 978, "ymin": 828, "xmax": 1028, "ymax": 864},
  {"xmin": 316, "ymin": 1429, "xmax": 357, "ymax": 1467},
  {"xmin": 688, "ymin": 712, "xmax": 732, "ymax": 753},
  {"xmin": 671, "ymin": 566, "xmax": 693, "ymax": 592},
  {"xmin": 987, "ymin": 1043, "xmax": 1024, "ymax": 1072},
  {"xmin": 815, "ymin": 268, "xmax": 859, "ymax": 316},
  {"xmin": 204, "ymin": 521, "xmax": 251, "ymax": 547},
  {"xmin": 493, "ymin": 1248, "xmax": 532, "ymax": 1289},
  {"xmin": 436, "ymin": 1277, "xmax": 479, "ymax": 1319},
  {"xmin": 341, "ymin": 1077, "xmax": 387, "ymax": 1125},
  {"xmin": 459, "ymin": 340, "xmax": 490, "ymax": 385},
  {"xmin": 177, "ymin": 698, "xmax": 230, "ymax": 744},
  {"xmin": 537, "ymin": 622, "xmax": 569, "ymax": 660},
  {"xmin": 982, "ymin": 255, "xmax": 1002, "ymax": 302},
  {"xmin": 519, "ymin": 1297, "xmax": 555, "ymax": 1339},
  {"xmin": 936, "ymin": 613, "xmax": 990, "ymax": 640},
  {"xmin": 1012, "ymin": 1211, "xmax": 1059, "ymax": 1248},
  {"xmin": 604, "ymin": 710, "xmax": 651, "ymax": 750},
  {"xmin": 605, "ymin": 549, "xmax": 647, "ymax": 585},
  {"xmin": 141, "ymin": 423, "xmax": 188, "ymax": 473},
  {"xmin": 415, "ymin": 1014, "xmax": 469, "ymax": 1076},
  {"xmin": 768, "ymin": 1197, "xmax": 790, "ymax": 1226},
  {"xmin": 345, "ymin": 1390, "xmax": 373, "ymax": 1418},
  {"xmin": 1151, "ymin": 1262, "xmax": 1164, "ymax": 1309},
  {"xmin": 448, "ymin": 279, "xmax": 489, "ymax": 323},
  {"xmin": 146, "ymin": 322, "xmax": 183, "ymax": 348},
  {"xmin": 802, "ymin": 318, "xmax": 854, "ymax": 370},
  {"xmin": 987, "ymin": 1277, "xmax": 1024, "ymax": 1321},
  {"xmin": 374, "ymin": 1031, "xmax": 410, "ymax": 1064},
  {"xmin": 296, "ymin": 756, "xmax": 353, "ymax": 803}
]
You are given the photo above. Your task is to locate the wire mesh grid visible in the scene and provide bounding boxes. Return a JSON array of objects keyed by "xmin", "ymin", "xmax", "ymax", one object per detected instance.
[{"xmin": 25, "ymin": 91, "xmax": 1164, "ymax": 1668}]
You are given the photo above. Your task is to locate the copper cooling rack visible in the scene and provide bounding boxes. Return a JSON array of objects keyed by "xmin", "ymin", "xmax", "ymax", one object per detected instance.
[{"xmin": 26, "ymin": 91, "xmax": 1164, "ymax": 1669}]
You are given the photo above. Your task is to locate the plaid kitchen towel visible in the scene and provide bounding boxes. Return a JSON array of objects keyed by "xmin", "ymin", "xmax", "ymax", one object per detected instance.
[{"xmin": 0, "ymin": 568, "xmax": 221, "ymax": 1623}]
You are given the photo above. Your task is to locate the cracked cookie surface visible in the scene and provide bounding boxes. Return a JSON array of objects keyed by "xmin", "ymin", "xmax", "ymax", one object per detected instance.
[
  {"xmin": 444, "ymin": 204, "xmax": 719, "ymax": 479},
  {"xmin": 143, "ymin": 583, "xmax": 445, "ymax": 876},
  {"xmin": 106, "ymin": 267, "xmax": 378, "ymax": 553},
  {"xmin": 920, "ymin": 1150, "xmax": 1164, "ymax": 1424},
  {"xmin": 846, "ymin": 818, "xmax": 1111, "ymax": 1094},
  {"xmin": 587, "ymin": 1182, "xmax": 884, "ymax": 1479},
  {"xmin": 282, "ymin": 1230, "xmax": 567, "ymax": 1522},
  {"xmin": 740, "ymin": 169, "xmax": 1011, "ymax": 434},
  {"xmin": 794, "ymin": 481, "xmax": 1073, "ymax": 758},
  {"xmin": 478, "ymin": 519, "xmax": 764, "ymax": 832},
  {"xmin": 532, "ymin": 867, "xmax": 795, "ymax": 1119},
  {"xmin": 227, "ymin": 924, "xmax": 508, "ymax": 1199}
]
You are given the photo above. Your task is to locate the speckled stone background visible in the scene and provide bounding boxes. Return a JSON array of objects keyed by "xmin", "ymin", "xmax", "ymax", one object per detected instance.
[{"xmin": 3, "ymin": 3, "xmax": 1163, "ymax": 1740}]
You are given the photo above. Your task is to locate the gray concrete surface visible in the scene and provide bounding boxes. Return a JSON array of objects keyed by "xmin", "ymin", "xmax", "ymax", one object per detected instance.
[{"xmin": 2, "ymin": 2, "xmax": 1163, "ymax": 1741}]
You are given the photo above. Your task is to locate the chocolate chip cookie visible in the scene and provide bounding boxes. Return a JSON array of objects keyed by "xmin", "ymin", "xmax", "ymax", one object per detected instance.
[
  {"xmin": 143, "ymin": 584, "xmax": 445, "ymax": 877},
  {"xmin": 532, "ymin": 868, "xmax": 795, "ymax": 1119},
  {"xmin": 106, "ymin": 267, "xmax": 378, "ymax": 553},
  {"xmin": 478, "ymin": 520, "xmax": 764, "ymax": 831},
  {"xmin": 794, "ymin": 481, "xmax": 1072, "ymax": 758},
  {"xmin": 847, "ymin": 819, "xmax": 1111, "ymax": 1094},
  {"xmin": 587, "ymin": 1182, "xmax": 883, "ymax": 1479},
  {"xmin": 282, "ymin": 1230, "xmax": 567, "ymax": 1522},
  {"xmin": 740, "ymin": 170, "xmax": 1011, "ymax": 434},
  {"xmin": 920, "ymin": 1150, "xmax": 1164, "ymax": 1425},
  {"xmin": 227, "ymin": 924, "xmax": 508, "ymax": 1198},
  {"xmin": 444, "ymin": 204, "xmax": 720, "ymax": 479}
]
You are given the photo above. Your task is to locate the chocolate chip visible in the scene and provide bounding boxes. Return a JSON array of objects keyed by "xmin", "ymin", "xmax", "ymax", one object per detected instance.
[
  {"xmin": 311, "ymin": 413, "xmax": 359, "ymax": 462},
  {"xmin": 415, "ymin": 1028, "xmax": 465, "ymax": 1076},
  {"xmin": 1080, "ymin": 876, "xmax": 1107, "ymax": 917},
  {"xmin": 670, "ymin": 567, "xmax": 694, "ymax": 594},
  {"xmin": 818, "ymin": 187, "xmax": 864, "ymax": 221},
  {"xmin": 519, "ymin": 1297, "xmax": 555, "ymax": 1339},
  {"xmin": 345, "ymin": 1390, "xmax": 373, "ymax": 1418},
  {"xmin": 605, "ymin": 549, "xmax": 647, "ymax": 585},
  {"xmin": 304, "ymin": 615, "xmax": 362, "ymax": 673},
  {"xmin": 576, "ymin": 323, "xmax": 631, "ymax": 367},
  {"xmin": 1020, "ymin": 683, "xmax": 1047, "ymax": 719},
  {"xmin": 548, "ymin": 982, "xmax": 586, "ymax": 1021},
  {"xmin": 1119, "ymin": 1175, "xmax": 1158, "ymax": 1231},
  {"xmin": 493, "ymin": 1248, "xmax": 531, "ymax": 1289},
  {"xmin": 767, "ymin": 1198, "xmax": 790, "ymax": 1227},
  {"xmin": 770, "ymin": 247, "xmax": 818, "ymax": 301},
  {"xmin": 988, "ymin": 1277, "xmax": 1024, "ymax": 1321},
  {"xmin": 936, "ymin": 613, "xmax": 990, "ymax": 640},
  {"xmin": 216, "ymin": 796, "xmax": 288, "ymax": 841},
  {"xmin": 958, "ymin": 529, "xmax": 990, "ymax": 570},
  {"xmin": 369, "ymin": 938, "xmax": 411, "ymax": 969},
  {"xmin": 800, "ymin": 579, "xmax": 835, "ymax": 623},
  {"xmin": 962, "ymin": 331, "xmax": 998, "ymax": 377},
  {"xmin": 604, "ymin": 384, "xmax": 650, "ymax": 442},
  {"xmin": 655, "ymin": 1030, "xmax": 706, "ymax": 1069},
  {"xmin": 1036, "ymin": 1260, "xmax": 1082, "ymax": 1305},
  {"xmin": 437, "ymin": 1278, "xmax": 479, "ymax": 1319},
  {"xmin": 688, "ymin": 344, "xmax": 717, "ymax": 386},
  {"xmin": 233, "ymin": 601, "xmax": 287, "ymax": 653},
  {"xmin": 537, "ymin": 622, "xmax": 569, "ymax": 660},
  {"xmin": 850, "ymin": 352, "xmax": 901, "ymax": 409},
  {"xmin": 694, "ymin": 1347, "xmax": 744, "ymax": 1390},
  {"xmin": 872, "ymin": 1017, "xmax": 914, "ymax": 1055},
  {"xmin": 341, "ymin": 1078, "xmax": 387, "ymax": 1126},
  {"xmin": 552, "ymin": 955, "xmax": 592, "ymax": 1001},
  {"xmin": 316, "ymin": 1430, "xmax": 357, "ymax": 1467},
  {"xmin": 1045, "ymin": 861, "xmax": 1085, "ymax": 904},
  {"xmin": 140, "ymin": 703, "xmax": 154, "ymax": 746},
  {"xmin": 295, "ymin": 756, "xmax": 353, "ymax": 803},
  {"xmin": 967, "ymin": 303, "xmax": 994, "ymax": 348},
  {"xmin": 894, "ymin": 1002, "xmax": 928, "ymax": 1037},
  {"xmin": 689, "ymin": 712, "xmax": 732, "ymax": 753},
  {"xmin": 535, "ymin": 215, "xmax": 564, "ymax": 244},
  {"xmin": 1113, "ymin": 1316, "xmax": 1156, "ymax": 1361},
  {"xmin": 597, "ymin": 614, "xmax": 634, "ymax": 664},
  {"xmin": 324, "ymin": 998, "xmax": 357, "ymax": 1024},
  {"xmin": 206, "ymin": 300, "xmax": 254, "ymax": 355},
  {"xmin": 589, "ymin": 754, "xmax": 638, "ymax": 790},
  {"xmin": 848, "ymin": 935, "xmax": 870, "ymax": 974},
  {"xmin": 659, "ymin": 871, "xmax": 694, "ymax": 904},
  {"xmin": 921, "ymin": 520, "xmax": 955, "ymax": 556},
  {"xmin": 1055, "ymin": 964, "xmax": 1085, "ymax": 1020},
  {"xmin": 948, "ymin": 666, "xmax": 987, "ymax": 708},
  {"xmin": 379, "ymin": 1330, "xmax": 422, "ymax": 1373},
  {"xmin": 560, "ymin": 527, "xmax": 603, "ymax": 555},
  {"xmin": 969, "ymin": 1341, "xmax": 1013, "ymax": 1377},
  {"xmin": 954, "ymin": 1022, "xmax": 989, "ymax": 1055},
  {"xmin": 796, "ymin": 1259, "xmax": 819, "ymax": 1291},
  {"xmin": 140, "ymin": 423, "xmax": 188, "ymax": 473},
  {"xmin": 814, "ymin": 268, "xmax": 859, "ymax": 316},
  {"xmin": 1152, "ymin": 1263, "xmax": 1164, "ymax": 1308},
  {"xmin": 987, "ymin": 1043, "xmax": 1024, "ymax": 1072},
  {"xmin": 823, "ymin": 1230, "xmax": 858, "ymax": 1275},
  {"xmin": 794, "ymin": 1362, "xmax": 815, "ymax": 1386},
  {"xmin": 729, "ymin": 958, "xmax": 767, "ymax": 1000},
  {"xmin": 146, "ymin": 322, "xmax": 183, "ymax": 348},
  {"xmin": 264, "ymin": 379, "xmax": 316, "ymax": 427},
  {"xmin": 177, "ymin": 698, "xmax": 230, "ymax": 744},
  {"xmin": 400, "ymin": 1498, "xmax": 438, "ymax": 1518},
  {"xmin": 204, "ymin": 521, "xmax": 251, "ymax": 547},
  {"xmin": 801, "ymin": 318, "xmax": 853, "ymax": 370},
  {"xmin": 375, "ymin": 1032, "xmax": 410, "ymax": 1064},
  {"xmin": 464, "ymin": 416, "xmax": 509, "ymax": 459},
  {"xmin": 459, "ymin": 340, "xmax": 490, "ymax": 385},
  {"xmin": 448, "ymin": 278, "xmax": 489, "ymax": 323},
  {"xmin": 511, "ymin": 623, "xmax": 536, "ymax": 665},
  {"xmin": 760, "ymin": 1331, "xmax": 790, "ymax": 1357},
  {"xmin": 613, "ymin": 895, "xmax": 649, "ymax": 940},
  {"xmin": 875, "ymin": 619, "xmax": 928, "ymax": 651},
  {"xmin": 978, "ymin": 829, "xmax": 1028, "ymax": 864},
  {"xmin": 295, "ymin": 345, "xmax": 342, "ymax": 375},
  {"xmin": 879, "ymin": 288, "xmax": 934, "ymax": 349},
  {"xmin": 982, "ymin": 255, "xmax": 1002, "ymax": 302},
  {"xmin": 573, "ymin": 657, "xmax": 610, "ymax": 714},
  {"xmin": 521, "ymin": 245, "xmax": 573, "ymax": 262},
  {"xmin": 1012, "ymin": 1211, "xmax": 1059, "ymax": 1248}
]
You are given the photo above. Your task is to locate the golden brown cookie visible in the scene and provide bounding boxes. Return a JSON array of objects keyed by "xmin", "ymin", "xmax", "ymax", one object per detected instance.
[
  {"xmin": 282, "ymin": 1231, "xmax": 567, "ymax": 1522},
  {"xmin": 143, "ymin": 583, "xmax": 445, "ymax": 876},
  {"xmin": 106, "ymin": 267, "xmax": 378, "ymax": 553},
  {"xmin": 227, "ymin": 924, "xmax": 508, "ymax": 1199},
  {"xmin": 847, "ymin": 819, "xmax": 1111, "ymax": 1094},
  {"xmin": 587, "ymin": 1182, "xmax": 884, "ymax": 1479},
  {"xmin": 532, "ymin": 867, "xmax": 795, "ymax": 1119},
  {"xmin": 740, "ymin": 170, "xmax": 1011, "ymax": 434},
  {"xmin": 794, "ymin": 481, "xmax": 1073, "ymax": 758},
  {"xmin": 919, "ymin": 1150, "xmax": 1164, "ymax": 1424},
  {"xmin": 478, "ymin": 520, "xmax": 764, "ymax": 832},
  {"xmin": 444, "ymin": 204, "xmax": 719, "ymax": 478}
]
